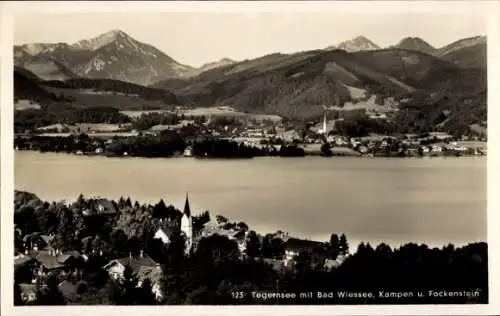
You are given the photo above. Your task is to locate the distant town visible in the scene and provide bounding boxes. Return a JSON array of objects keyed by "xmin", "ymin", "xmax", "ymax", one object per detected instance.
[{"xmin": 14, "ymin": 106, "xmax": 487, "ymax": 159}]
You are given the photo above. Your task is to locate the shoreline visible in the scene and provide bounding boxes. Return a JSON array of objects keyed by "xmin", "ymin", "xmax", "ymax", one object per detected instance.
[{"xmin": 14, "ymin": 148, "xmax": 487, "ymax": 160}]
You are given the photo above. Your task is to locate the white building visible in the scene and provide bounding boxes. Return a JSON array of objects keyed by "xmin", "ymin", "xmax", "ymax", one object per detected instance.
[{"xmin": 180, "ymin": 193, "xmax": 193, "ymax": 255}]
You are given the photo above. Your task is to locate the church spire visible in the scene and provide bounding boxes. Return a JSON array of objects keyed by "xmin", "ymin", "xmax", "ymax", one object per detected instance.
[
  {"xmin": 183, "ymin": 192, "xmax": 191, "ymax": 217},
  {"xmin": 323, "ymin": 112, "xmax": 328, "ymax": 135}
]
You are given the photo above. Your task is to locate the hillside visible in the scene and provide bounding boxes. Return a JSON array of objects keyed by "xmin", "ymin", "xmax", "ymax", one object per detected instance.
[
  {"xmin": 14, "ymin": 68, "xmax": 57, "ymax": 103},
  {"xmin": 440, "ymin": 43, "xmax": 487, "ymax": 69},
  {"xmin": 437, "ymin": 36, "xmax": 486, "ymax": 57},
  {"xmin": 14, "ymin": 47, "xmax": 79, "ymax": 81},
  {"xmin": 14, "ymin": 30, "xmax": 195, "ymax": 86},
  {"xmin": 193, "ymin": 58, "xmax": 237, "ymax": 75},
  {"xmin": 150, "ymin": 47, "xmax": 485, "ymax": 134},
  {"xmin": 393, "ymin": 37, "xmax": 437, "ymax": 55},
  {"xmin": 14, "ymin": 66, "xmax": 182, "ymax": 113}
]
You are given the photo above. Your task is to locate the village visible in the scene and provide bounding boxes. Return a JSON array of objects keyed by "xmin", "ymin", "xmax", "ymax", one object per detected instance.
[
  {"xmin": 14, "ymin": 192, "xmax": 348, "ymax": 304},
  {"xmin": 15, "ymin": 108, "xmax": 487, "ymax": 159}
]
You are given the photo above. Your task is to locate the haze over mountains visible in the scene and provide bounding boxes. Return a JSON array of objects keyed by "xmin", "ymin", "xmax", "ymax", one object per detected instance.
[{"xmin": 14, "ymin": 29, "xmax": 487, "ymax": 135}]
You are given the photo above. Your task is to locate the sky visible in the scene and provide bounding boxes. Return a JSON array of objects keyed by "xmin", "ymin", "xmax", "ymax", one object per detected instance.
[{"xmin": 14, "ymin": 12, "xmax": 487, "ymax": 67}]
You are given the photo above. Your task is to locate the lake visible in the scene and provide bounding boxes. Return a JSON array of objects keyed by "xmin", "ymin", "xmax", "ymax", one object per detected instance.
[{"xmin": 15, "ymin": 151, "xmax": 486, "ymax": 249}]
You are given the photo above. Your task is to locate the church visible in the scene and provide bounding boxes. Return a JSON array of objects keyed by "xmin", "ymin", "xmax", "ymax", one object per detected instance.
[
  {"xmin": 153, "ymin": 193, "xmax": 194, "ymax": 255},
  {"xmin": 180, "ymin": 193, "xmax": 193, "ymax": 254}
]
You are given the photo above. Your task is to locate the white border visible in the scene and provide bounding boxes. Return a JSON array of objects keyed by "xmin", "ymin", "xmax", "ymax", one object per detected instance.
[{"xmin": 1, "ymin": 1, "xmax": 499, "ymax": 315}]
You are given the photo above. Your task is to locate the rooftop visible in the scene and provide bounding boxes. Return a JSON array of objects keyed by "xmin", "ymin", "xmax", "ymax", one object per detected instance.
[
  {"xmin": 285, "ymin": 238, "xmax": 326, "ymax": 253},
  {"xmin": 107, "ymin": 254, "xmax": 159, "ymax": 273}
]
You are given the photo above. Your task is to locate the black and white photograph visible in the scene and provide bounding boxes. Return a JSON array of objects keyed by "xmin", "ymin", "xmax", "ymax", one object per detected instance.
[{"xmin": 1, "ymin": 1, "xmax": 498, "ymax": 313}]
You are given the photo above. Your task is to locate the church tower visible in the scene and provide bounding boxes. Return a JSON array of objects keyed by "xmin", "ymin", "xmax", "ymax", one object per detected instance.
[
  {"xmin": 180, "ymin": 192, "xmax": 193, "ymax": 255},
  {"xmin": 322, "ymin": 112, "xmax": 328, "ymax": 135}
]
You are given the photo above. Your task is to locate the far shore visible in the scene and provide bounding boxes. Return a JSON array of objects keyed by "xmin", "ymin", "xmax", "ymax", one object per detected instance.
[{"xmin": 14, "ymin": 147, "xmax": 486, "ymax": 160}]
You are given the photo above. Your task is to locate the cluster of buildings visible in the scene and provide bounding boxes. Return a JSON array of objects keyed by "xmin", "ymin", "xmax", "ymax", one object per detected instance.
[{"xmin": 14, "ymin": 194, "xmax": 346, "ymax": 304}]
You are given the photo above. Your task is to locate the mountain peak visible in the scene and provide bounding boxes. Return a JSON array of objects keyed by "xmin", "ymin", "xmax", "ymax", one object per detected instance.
[
  {"xmin": 72, "ymin": 29, "xmax": 133, "ymax": 51},
  {"xmin": 199, "ymin": 57, "xmax": 236, "ymax": 72},
  {"xmin": 352, "ymin": 35, "xmax": 372, "ymax": 42},
  {"xmin": 398, "ymin": 37, "xmax": 430, "ymax": 45},
  {"xmin": 102, "ymin": 29, "xmax": 129, "ymax": 40},
  {"xmin": 335, "ymin": 36, "xmax": 380, "ymax": 52},
  {"xmin": 395, "ymin": 37, "xmax": 436, "ymax": 54}
]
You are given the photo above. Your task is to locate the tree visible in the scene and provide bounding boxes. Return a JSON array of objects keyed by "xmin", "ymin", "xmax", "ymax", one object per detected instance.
[
  {"xmin": 261, "ymin": 234, "xmax": 285, "ymax": 259},
  {"xmin": 152, "ymin": 199, "xmax": 168, "ymax": 218},
  {"xmin": 339, "ymin": 233, "xmax": 349, "ymax": 255},
  {"xmin": 196, "ymin": 234, "xmax": 239, "ymax": 266},
  {"xmin": 245, "ymin": 231, "xmax": 261, "ymax": 258},
  {"xmin": 193, "ymin": 210, "xmax": 211, "ymax": 232},
  {"xmin": 54, "ymin": 207, "xmax": 75, "ymax": 251},
  {"xmin": 320, "ymin": 143, "xmax": 333, "ymax": 157},
  {"xmin": 329, "ymin": 233, "xmax": 340, "ymax": 259},
  {"xmin": 110, "ymin": 229, "xmax": 129, "ymax": 256},
  {"xmin": 236, "ymin": 222, "xmax": 249, "ymax": 231},
  {"xmin": 14, "ymin": 283, "xmax": 24, "ymax": 306},
  {"xmin": 215, "ymin": 215, "xmax": 228, "ymax": 226},
  {"xmin": 136, "ymin": 278, "xmax": 157, "ymax": 305},
  {"xmin": 35, "ymin": 275, "xmax": 66, "ymax": 305},
  {"xmin": 108, "ymin": 265, "xmax": 139, "ymax": 305}
]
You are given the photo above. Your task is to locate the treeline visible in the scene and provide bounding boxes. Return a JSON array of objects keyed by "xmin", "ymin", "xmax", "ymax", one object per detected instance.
[
  {"xmin": 42, "ymin": 78, "xmax": 181, "ymax": 104},
  {"xmin": 15, "ymin": 133, "xmax": 308, "ymax": 158},
  {"xmin": 14, "ymin": 69, "xmax": 69, "ymax": 105},
  {"xmin": 14, "ymin": 192, "xmax": 488, "ymax": 305},
  {"xmin": 14, "ymin": 107, "xmax": 131, "ymax": 133}
]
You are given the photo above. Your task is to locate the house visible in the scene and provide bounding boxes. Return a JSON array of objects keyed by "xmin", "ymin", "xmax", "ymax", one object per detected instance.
[
  {"xmin": 83, "ymin": 198, "xmax": 118, "ymax": 217},
  {"xmin": 357, "ymin": 145, "xmax": 369, "ymax": 154},
  {"xmin": 14, "ymin": 255, "xmax": 39, "ymax": 283},
  {"xmin": 22, "ymin": 233, "xmax": 51, "ymax": 251},
  {"xmin": 428, "ymin": 132, "xmax": 452, "ymax": 140},
  {"xmin": 431, "ymin": 145, "xmax": 443, "ymax": 153},
  {"xmin": 284, "ymin": 238, "xmax": 326, "ymax": 261},
  {"xmin": 153, "ymin": 225, "xmax": 178, "ymax": 245},
  {"xmin": 19, "ymin": 283, "xmax": 38, "ymax": 303},
  {"xmin": 103, "ymin": 251, "xmax": 163, "ymax": 300},
  {"xmin": 34, "ymin": 249, "xmax": 83, "ymax": 277}
]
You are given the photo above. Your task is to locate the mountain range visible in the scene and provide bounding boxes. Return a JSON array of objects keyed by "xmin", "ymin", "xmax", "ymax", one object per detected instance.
[
  {"xmin": 14, "ymin": 30, "xmax": 197, "ymax": 86},
  {"xmin": 14, "ymin": 30, "xmax": 487, "ymax": 135}
]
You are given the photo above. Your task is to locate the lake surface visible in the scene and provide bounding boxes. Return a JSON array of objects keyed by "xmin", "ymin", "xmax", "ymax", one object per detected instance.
[{"xmin": 15, "ymin": 151, "xmax": 487, "ymax": 249}]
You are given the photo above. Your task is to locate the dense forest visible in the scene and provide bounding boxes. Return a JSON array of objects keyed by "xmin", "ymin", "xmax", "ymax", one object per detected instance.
[
  {"xmin": 14, "ymin": 191, "xmax": 488, "ymax": 305},
  {"xmin": 43, "ymin": 78, "xmax": 181, "ymax": 104},
  {"xmin": 14, "ymin": 107, "xmax": 132, "ymax": 133}
]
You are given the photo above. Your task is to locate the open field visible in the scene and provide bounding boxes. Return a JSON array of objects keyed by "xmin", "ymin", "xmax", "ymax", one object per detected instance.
[
  {"xmin": 42, "ymin": 86, "xmax": 169, "ymax": 110},
  {"xmin": 328, "ymin": 95, "xmax": 399, "ymax": 113},
  {"xmin": 74, "ymin": 123, "xmax": 124, "ymax": 132},
  {"xmin": 32, "ymin": 132, "xmax": 140, "ymax": 138},
  {"xmin": 121, "ymin": 106, "xmax": 283, "ymax": 122}
]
